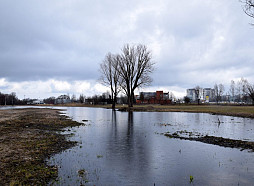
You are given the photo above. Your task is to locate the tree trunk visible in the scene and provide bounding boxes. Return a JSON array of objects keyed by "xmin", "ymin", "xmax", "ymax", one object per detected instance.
[
  {"xmin": 127, "ymin": 89, "xmax": 133, "ymax": 108},
  {"xmin": 129, "ymin": 96, "xmax": 133, "ymax": 107},
  {"xmin": 127, "ymin": 93, "xmax": 132, "ymax": 108},
  {"xmin": 112, "ymin": 101, "xmax": 116, "ymax": 110},
  {"xmin": 112, "ymin": 93, "xmax": 117, "ymax": 110},
  {"xmin": 130, "ymin": 91, "xmax": 134, "ymax": 107}
]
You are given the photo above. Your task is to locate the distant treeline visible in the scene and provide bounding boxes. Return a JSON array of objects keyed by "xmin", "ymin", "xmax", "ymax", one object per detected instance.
[{"xmin": 0, "ymin": 92, "xmax": 26, "ymax": 105}]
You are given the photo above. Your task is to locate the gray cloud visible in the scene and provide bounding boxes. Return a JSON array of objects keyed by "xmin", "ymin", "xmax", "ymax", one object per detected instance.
[{"xmin": 0, "ymin": 0, "xmax": 254, "ymax": 98}]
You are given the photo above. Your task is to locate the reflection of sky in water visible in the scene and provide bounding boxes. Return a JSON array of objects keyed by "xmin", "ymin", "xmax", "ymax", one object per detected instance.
[
  {"xmin": 151, "ymin": 111, "xmax": 254, "ymax": 141},
  {"xmin": 46, "ymin": 107, "xmax": 254, "ymax": 185}
]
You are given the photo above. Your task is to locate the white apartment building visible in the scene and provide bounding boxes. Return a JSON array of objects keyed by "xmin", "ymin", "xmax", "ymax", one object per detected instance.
[{"xmin": 187, "ymin": 88, "xmax": 215, "ymax": 102}]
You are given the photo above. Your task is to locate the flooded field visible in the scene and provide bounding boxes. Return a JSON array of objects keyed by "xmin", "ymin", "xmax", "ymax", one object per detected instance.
[{"xmin": 47, "ymin": 107, "xmax": 254, "ymax": 185}]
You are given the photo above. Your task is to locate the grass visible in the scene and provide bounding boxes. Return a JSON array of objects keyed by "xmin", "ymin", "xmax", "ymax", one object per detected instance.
[
  {"xmin": 164, "ymin": 132, "xmax": 254, "ymax": 151},
  {"xmin": 0, "ymin": 108, "xmax": 82, "ymax": 185},
  {"xmin": 97, "ymin": 155, "xmax": 103, "ymax": 158},
  {"xmin": 78, "ymin": 169, "xmax": 87, "ymax": 177}
]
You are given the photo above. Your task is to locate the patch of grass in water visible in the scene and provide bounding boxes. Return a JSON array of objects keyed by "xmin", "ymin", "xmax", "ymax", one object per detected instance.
[
  {"xmin": 78, "ymin": 169, "xmax": 87, "ymax": 177},
  {"xmin": 97, "ymin": 155, "xmax": 103, "ymax": 158},
  {"xmin": 189, "ymin": 175, "xmax": 194, "ymax": 183}
]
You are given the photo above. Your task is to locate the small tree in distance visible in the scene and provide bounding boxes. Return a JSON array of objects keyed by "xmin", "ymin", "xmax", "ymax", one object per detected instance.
[
  {"xmin": 79, "ymin": 94, "xmax": 85, "ymax": 103},
  {"xmin": 184, "ymin": 96, "xmax": 190, "ymax": 104},
  {"xmin": 194, "ymin": 86, "xmax": 201, "ymax": 105},
  {"xmin": 229, "ymin": 80, "xmax": 235, "ymax": 103},
  {"xmin": 214, "ymin": 83, "xmax": 224, "ymax": 104},
  {"xmin": 241, "ymin": 78, "xmax": 254, "ymax": 105}
]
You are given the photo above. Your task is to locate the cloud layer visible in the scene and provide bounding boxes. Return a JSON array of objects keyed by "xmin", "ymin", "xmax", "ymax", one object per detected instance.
[{"xmin": 0, "ymin": 0, "xmax": 254, "ymax": 98}]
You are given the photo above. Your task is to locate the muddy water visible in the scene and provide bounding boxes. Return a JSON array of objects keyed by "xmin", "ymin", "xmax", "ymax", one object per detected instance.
[{"xmin": 48, "ymin": 107, "xmax": 254, "ymax": 185}]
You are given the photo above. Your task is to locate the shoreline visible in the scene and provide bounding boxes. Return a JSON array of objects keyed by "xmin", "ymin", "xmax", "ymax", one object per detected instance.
[
  {"xmin": 4, "ymin": 103, "xmax": 254, "ymax": 118},
  {"xmin": 0, "ymin": 108, "xmax": 82, "ymax": 185},
  {"xmin": 117, "ymin": 105, "xmax": 254, "ymax": 119},
  {"xmin": 38, "ymin": 103, "xmax": 254, "ymax": 119}
]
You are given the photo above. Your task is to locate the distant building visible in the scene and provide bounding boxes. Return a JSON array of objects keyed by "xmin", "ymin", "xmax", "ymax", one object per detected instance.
[
  {"xmin": 203, "ymin": 88, "xmax": 215, "ymax": 103},
  {"xmin": 186, "ymin": 89, "xmax": 196, "ymax": 101},
  {"xmin": 187, "ymin": 88, "xmax": 215, "ymax": 103},
  {"xmin": 187, "ymin": 88, "xmax": 204, "ymax": 101},
  {"xmin": 28, "ymin": 99, "xmax": 44, "ymax": 105},
  {"xmin": 136, "ymin": 91, "xmax": 171, "ymax": 104},
  {"xmin": 55, "ymin": 95, "xmax": 71, "ymax": 104},
  {"xmin": 140, "ymin": 92, "xmax": 156, "ymax": 100}
]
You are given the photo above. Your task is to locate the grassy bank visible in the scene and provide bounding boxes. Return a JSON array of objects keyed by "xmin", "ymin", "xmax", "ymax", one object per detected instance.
[
  {"xmin": 115, "ymin": 104, "xmax": 254, "ymax": 118},
  {"xmin": 39, "ymin": 103, "xmax": 254, "ymax": 118},
  {"xmin": 129, "ymin": 105, "xmax": 254, "ymax": 118},
  {"xmin": 0, "ymin": 108, "xmax": 82, "ymax": 185}
]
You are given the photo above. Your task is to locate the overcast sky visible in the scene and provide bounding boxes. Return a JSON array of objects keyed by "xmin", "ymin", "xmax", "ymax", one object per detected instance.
[{"xmin": 1, "ymin": 0, "xmax": 254, "ymax": 99}]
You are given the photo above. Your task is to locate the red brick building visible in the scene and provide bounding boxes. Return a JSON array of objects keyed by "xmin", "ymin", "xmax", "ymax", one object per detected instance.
[{"xmin": 136, "ymin": 91, "xmax": 171, "ymax": 104}]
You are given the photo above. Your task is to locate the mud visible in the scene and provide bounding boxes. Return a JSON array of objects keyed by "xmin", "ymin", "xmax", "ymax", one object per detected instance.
[{"xmin": 164, "ymin": 131, "xmax": 254, "ymax": 152}]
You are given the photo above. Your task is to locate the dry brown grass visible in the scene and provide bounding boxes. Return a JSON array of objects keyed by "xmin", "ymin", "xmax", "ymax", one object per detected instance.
[
  {"xmin": 0, "ymin": 108, "xmax": 82, "ymax": 185},
  {"xmin": 127, "ymin": 104, "xmax": 254, "ymax": 118}
]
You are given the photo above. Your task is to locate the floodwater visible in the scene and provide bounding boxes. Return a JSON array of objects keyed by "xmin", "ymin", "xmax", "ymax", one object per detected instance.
[{"xmin": 46, "ymin": 107, "xmax": 254, "ymax": 185}]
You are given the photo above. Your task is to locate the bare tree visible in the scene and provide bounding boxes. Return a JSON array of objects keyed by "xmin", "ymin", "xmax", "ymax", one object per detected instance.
[
  {"xmin": 10, "ymin": 92, "xmax": 16, "ymax": 106},
  {"xmin": 246, "ymin": 82, "xmax": 254, "ymax": 105},
  {"xmin": 117, "ymin": 44, "xmax": 155, "ymax": 108},
  {"xmin": 71, "ymin": 94, "xmax": 76, "ymax": 103},
  {"xmin": 169, "ymin": 92, "xmax": 176, "ymax": 102},
  {"xmin": 194, "ymin": 86, "xmax": 201, "ymax": 104},
  {"xmin": 242, "ymin": 78, "xmax": 254, "ymax": 105},
  {"xmin": 236, "ymin": 78, "xmax": 248, "ymax": 103},
  {"xmin": 241, "ymin": 78, "xmax": 248, "ymax": 103},
  {"xmin": 99, "ymin": 53, "xmax": 121, "ymax": 109},
  {"xmin": 79, "ymin": 94, "xmax": 85, "ymax": 103},
  {"xmin": 229, "ymin": 80, "xmax": 235, "ymax": 103},
  {"xmin": 214, "ymin": 83, "xmax": 224, "ymax": 104},
  {"xmin": 242, "ymin": 0, "xmax": 254, "ymax": 21},
  {"xmin": 214, "ymin": 84, "xmax": 219, "ymax": 104},
  {"xmin": 219, "ymin": 84, "xmax": 225, "ymax": 102},
  {"xmin": 236, "ymin": 80, "xmax": 242, "ymax": 103}
]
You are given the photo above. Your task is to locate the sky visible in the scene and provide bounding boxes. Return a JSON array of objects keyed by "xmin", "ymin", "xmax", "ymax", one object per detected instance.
[{"xmin": 0, "ymin": 0, "xmax": 254, "ymax": 99}]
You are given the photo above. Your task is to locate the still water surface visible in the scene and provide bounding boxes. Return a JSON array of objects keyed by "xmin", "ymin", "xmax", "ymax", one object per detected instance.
[{"xmin": 47, "ymin": 107, "xmax": 254, "ymax": 185}]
